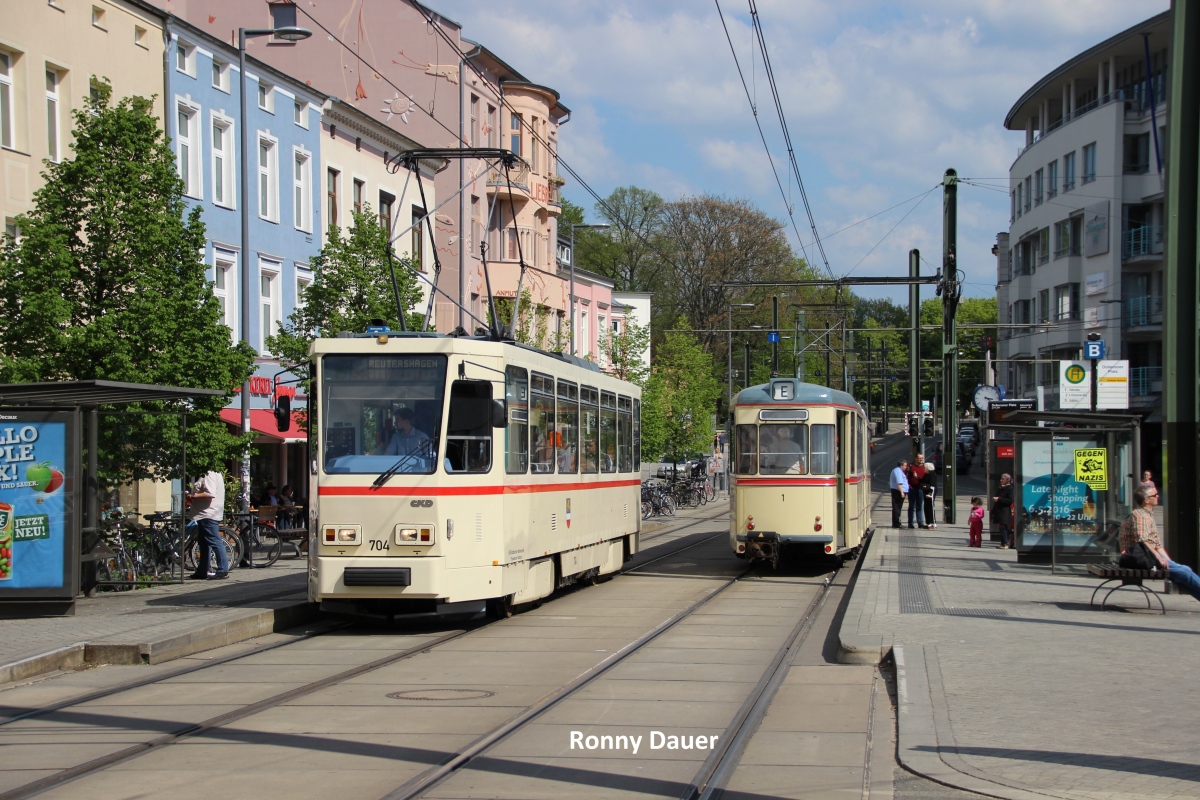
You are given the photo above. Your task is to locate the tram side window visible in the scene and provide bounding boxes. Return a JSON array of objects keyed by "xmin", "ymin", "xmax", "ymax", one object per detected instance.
[
  {"xmin": 632, "ymin": 399, "xmax": 642, "ymax": 472},
  {"xmin": 759, "ymin": 423, "xmax": 807, "ymax": 475},
  {"xmin": 505, "ymin": 366, "xmax": 529, "ymax": 474},
  {"xmin": 735, "ymin": 424, "xmax": 757, "ymax": 475},
  {"xmin": 810, "ymin": 424, "xmax": 836, "ymax": 475},
  {"xmin": 850, "ymin": 418, "xmax": 858, "ymax": 475},
  {"xmin": 445, "ymin": 380, "xmax": 492, "ymax": 473},
  {"xmin": 600, "ymin": 391, "xmax": 617, "ymax": 473},
  {"xmin": 530, "ymin": 373, "xmax": 556, "ymax": 474},
  {"xmin": 617, "ymin": 396, "xmax": 633, "ymax": 472},
  {"xmin": 557, "ymin": 380, "xmax": 579, "ymax": 474},
  {"xmin": 581, "ymin": 386, "xmax": 599, "ymax": 473}
]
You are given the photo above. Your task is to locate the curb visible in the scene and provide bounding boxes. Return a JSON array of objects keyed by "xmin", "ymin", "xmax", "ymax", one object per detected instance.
[
  {"xmin": 1, "ymin": 600, "xmax": 319, "ymax": 681},
  {"xmin": 837, "ymin": 524, "xmax": 890, "ymax": 665},
  {"xmin": 0, "ymin": 643, "xmax": 86, "ymax": 685}
]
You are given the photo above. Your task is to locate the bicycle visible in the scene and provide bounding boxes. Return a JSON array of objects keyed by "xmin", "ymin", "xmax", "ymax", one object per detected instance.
[
  {"xmin": 183, "ymin": 520, "xmax": 244, "ymax": 575},
  {"xmin": 228, "ymin": 511, "xmax": 283, "ymax": 568}
]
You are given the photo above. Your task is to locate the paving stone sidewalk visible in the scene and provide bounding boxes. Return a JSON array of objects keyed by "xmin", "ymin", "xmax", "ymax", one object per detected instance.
[
  {"xmin": 1, "ymin": 556, "xmax": 312, "ymax": 684},
  {"xmin": 842, "ymin": 496, "xmax": 1200, "ymax": 800}
]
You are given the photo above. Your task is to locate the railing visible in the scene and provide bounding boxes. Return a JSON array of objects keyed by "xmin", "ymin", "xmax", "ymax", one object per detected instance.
[
  {"xmin": 1123, "ymin": 295, "xmax": 1163, "ymax": 328},
  {"xmin": 1131, "ymin": 366, "xmax": 1162, "ymax": 397},
  {"xmin": 1054, "ymin": 309, "xmax": 1080, "ymax": 322},
  {"xmin": 1037, "ymin": 250, "xmax": 1050, "ymax": 266},
  {"xmin": 487, "ymin": 164, "xmax": 531, "ymax": 190},
  {"xmin": 1122, "ymin": 226, "xmax": 1164, "ymax": 260},
  {"xmin": 1015, "ymin": 87, "xmax": 1166, "ymax": 160},
  {"xmin": 1053, "ymin": 243, "xmax": 1080, "ymax": 259},
  {"xmin": 1013, "ymin": 261, "xmax": 1034, "ymax": 277}
]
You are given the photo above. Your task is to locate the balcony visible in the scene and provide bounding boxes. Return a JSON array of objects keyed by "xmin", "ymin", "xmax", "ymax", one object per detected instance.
[
  {"xmin": 1122, "ymin": 226, "xmax": 1164, "ymax": 261},
  {"xmin": 486, "ymin": 164, "xmax": 532, "ymax": 198},
  {"xmin": 1122, "ymin": 295, "xmax": 1163, "ymax": 328},
  {"xmin": 1131, "ymin": 366, "xmax": 1162, "ymax": 397}
]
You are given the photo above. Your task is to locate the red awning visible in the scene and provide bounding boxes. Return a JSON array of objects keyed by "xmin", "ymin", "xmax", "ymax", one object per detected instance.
[{"xmin": 220, "ymin": 408, "xmax": 307, "ymax": 443}]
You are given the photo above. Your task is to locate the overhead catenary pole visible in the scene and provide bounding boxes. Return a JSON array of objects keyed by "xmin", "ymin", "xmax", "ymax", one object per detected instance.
[
  {"xmin": 910, "ymin": 248, "xmax": 921, "ymax": 462},
  {"xmin": 882, "ymin": 339, "xmax": 889, "ymax": 433},
  {"xmin": 1163, "ymin": 0, "xmax": 1200, "ymax": 568},
  {"xmin": 942, "ymin": 168, "xmax": 960, "ymax": 524},
  {"xmin": 771, "ymin": 295, "xmax": 779, "ymax": 378},
  {"xmin": 866, "ymin": 338, "xmax": 874, "ymax": 427}
]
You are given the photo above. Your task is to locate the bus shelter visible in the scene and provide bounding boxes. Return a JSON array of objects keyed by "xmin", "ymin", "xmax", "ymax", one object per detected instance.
[
  {"xmin": 0, "ymin": 381, "xmax": 224, "ymax": 616},
  {"xmin": 991, "ymin": 411, "xmax": 1140, "ymax": 570}
]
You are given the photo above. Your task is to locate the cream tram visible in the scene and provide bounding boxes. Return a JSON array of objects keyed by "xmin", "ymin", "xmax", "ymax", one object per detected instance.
[
  {"xmin": 730, "ymin": 378, "xmax": 872, "ymax": 566},
  {"xmin": 306, "ymin": 331, "xmax": 642, "ymax": 617}
]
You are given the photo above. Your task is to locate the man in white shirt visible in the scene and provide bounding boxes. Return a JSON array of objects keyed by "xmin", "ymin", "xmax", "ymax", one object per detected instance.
[
  {"xmin": 187, "ymin": 470, "xmax": 227, "ymax": 579},
  {"xmin": 889, "ymin": 459, "xmax": 909, "ymax": 529}
]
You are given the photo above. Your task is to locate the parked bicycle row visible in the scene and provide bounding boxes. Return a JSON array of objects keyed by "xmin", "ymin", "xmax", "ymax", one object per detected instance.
[{"xmin": 640, "ymin": 475, "xmax": 719, "ymax": 520}]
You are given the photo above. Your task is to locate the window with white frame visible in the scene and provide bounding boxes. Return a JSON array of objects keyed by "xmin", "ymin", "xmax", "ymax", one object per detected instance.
[
  {"xmin": 597, "ymin": 314, "xmax": 607, "ymax": 366},
  {"xmin": 134, "ymin": 25, "xmax": 148, "ymax": 48},
  {"xmin": 211, "ymin": 59, "xmax": 229, "ymax": 92},
  {"xmin": 91, "ymin": 5, "xmax": 106, "ymax": 29},
  {"xmin": 296, "ymin": 269, "xmax": 312, "ymax": 312},
  {"xmin": 175, "ymin": 41, "xmax": 194, "ymax": 75},
  {"xmin": 4, "ymin": 218, "xmax": 20, "ymax": 243},
  {"xmin": 1082, "ymin": 142, "xmax": 1097, "ymax": 183},
  {"xmin": 260, "ymin": 265, "xmax": 280, "ymax": 351},
  {"xmin": 211, "ymin": 116, "xmax": 233, "ymax": 207},
  {"xmin": 531, "ymin": 117, "xmax": 539, "ymax": 173},
  {"xmin": 176, "ymin": 103, "xmax": 200, "ymax": 198},
  {"xmin": 213, "ymin": 251, "xmax": 237, "ymax": 340},
  {"xmin": 487, "ymin": 104, "xmax": 497, "ymax": 148},
  {"xmin": 580, "ymin": 308, "xmax": 589, "ymax": 358},
  {"xmin": 326, "ymin": 168, "xmax": 339, "ymax": 230},
  {"xmin": 0, "ymin": 52, "xmax": 15, "ymax": 150},
  {"xmin": 509, "ymin": 111, "xmax": 522, "ymax": 157},
  {"xmin": 257, "ymin": 80, "xmax": 274, "ymax": 113},
  {"xmin": 470, "ymin": 94, "xmax": 478, "ymax": 146},
  {"xmin": 257, "ymin": 135, "xmax": 277, "ymax": 221},
  {"xmin": 45, "ymin": 68, "xmax": 61, "ymax": 162},
  {"xmin": 293, "ymin": 148, "xmax": 311, "ymax": 231},
  {"xmin": 352, "ymin": 178, "xmax": 364, "ymax": 215},
  {"xmin": 293, "ymin": 99, "xmax": 307, "ymax": 128}
]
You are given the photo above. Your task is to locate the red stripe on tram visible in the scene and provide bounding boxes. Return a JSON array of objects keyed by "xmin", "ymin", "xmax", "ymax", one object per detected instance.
[{"xmin": 319, "ymin": 478, "xmax": 641, "ymax": 497}]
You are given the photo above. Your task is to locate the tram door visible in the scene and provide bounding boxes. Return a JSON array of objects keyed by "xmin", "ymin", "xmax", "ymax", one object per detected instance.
[{"xmin": 836, "ymin": 410, "xmax": 848, "ymax": 547}]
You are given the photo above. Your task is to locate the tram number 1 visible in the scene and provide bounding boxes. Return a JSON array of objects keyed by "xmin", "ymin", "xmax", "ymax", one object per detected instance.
[{"xmin": 368, "ymin": 539, "xmax": 390, "ymax": 552}]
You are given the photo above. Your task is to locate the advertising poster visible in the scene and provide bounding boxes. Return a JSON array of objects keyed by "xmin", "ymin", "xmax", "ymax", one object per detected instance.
[
  {"xmin": 0, "ymin": 416, "xmax": 71, "ymax": 592},
  {"xmin": 1019, "ymin": 437, "xmax": 1100, "ymax": 549}
]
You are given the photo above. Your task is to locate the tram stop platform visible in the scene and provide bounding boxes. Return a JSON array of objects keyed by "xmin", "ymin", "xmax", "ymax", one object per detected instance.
[
  {"xmin": 840, "ymin": 494, "xmax": 1200, "ymax": 800},
  {"xmin": 0, "ymin": 558, "xmax": 313, "ymax": 686}
]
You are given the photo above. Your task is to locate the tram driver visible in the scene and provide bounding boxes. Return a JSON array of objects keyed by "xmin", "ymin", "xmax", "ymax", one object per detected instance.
[
  {"xmin": 383, "ymin": 407, "xmax": 430, "ymax": 455},
  {"xmin": 761, "ymin": 425, "xmax": 804, "ymax": 474}
]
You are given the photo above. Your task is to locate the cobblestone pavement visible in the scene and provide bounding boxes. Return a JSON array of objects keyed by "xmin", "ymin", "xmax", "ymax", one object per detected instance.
[
  {"xmin": 845, "ymin": 493, "xmax": 1200, "ymax": 800},
  {"xmin": 1, "ymin": 556, "xmax": 309, "ymax": 676}
]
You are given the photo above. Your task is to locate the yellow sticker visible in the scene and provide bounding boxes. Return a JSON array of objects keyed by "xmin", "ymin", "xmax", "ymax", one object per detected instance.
[{"xmin": 1073, "ymin": 448, "xmax": 1107, "ymax": 490}]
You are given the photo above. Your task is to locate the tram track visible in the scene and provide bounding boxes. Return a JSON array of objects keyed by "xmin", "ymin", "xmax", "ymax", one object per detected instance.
[{"xmin": 0, "ymin": 526, "xmax": 737, "ymax": 800}]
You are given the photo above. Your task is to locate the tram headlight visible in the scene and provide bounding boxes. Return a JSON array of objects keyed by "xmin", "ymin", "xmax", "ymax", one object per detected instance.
[
  {"xmin": 324, "ymin": 526, "xmax": 360, "ymax": 545},
  {"xmin": 396, "ymin": 525, "xmax": 435, "ymax": 544}
]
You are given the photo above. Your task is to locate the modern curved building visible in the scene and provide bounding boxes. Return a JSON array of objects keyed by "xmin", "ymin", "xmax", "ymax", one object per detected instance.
[{"xmin": 995, "ymin": 12, "xmax": 1169, "ymax": 441}]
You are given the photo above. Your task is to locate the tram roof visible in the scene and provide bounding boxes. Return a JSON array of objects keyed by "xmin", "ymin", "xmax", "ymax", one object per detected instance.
[{"xmin": 735, "ymin": 379, "xmax": 858, "ymax": 408}]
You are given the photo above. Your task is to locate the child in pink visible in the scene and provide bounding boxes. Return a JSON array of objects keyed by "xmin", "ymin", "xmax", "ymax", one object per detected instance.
[{"xmin": 968, "ymin": 496, "xmax": 985, "ymax": 547}]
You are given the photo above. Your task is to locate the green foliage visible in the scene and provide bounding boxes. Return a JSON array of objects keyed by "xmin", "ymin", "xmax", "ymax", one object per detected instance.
[
  {"xmin": 606, "ymin": 318, "xmax": 651, "ymax": 387},
  {"xmin": 642, "ymin": 324, "xmax": 720, "ymax": 461},
  {"xmin": 0, "ymin": 84, "xmax": 255, "ymax": 482},
  {"xmin": 488, "ymin": 288, "xmax": 553, "ymax": 348},
  {"xmin": 268, "ymin": 207, "xmax": 424, "ymax": 383}
]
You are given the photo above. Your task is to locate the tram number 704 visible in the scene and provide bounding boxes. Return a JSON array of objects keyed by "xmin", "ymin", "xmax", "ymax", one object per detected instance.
[{"xmin": 368, "ymin": 539, "xmax": 390, "ymax": 552}]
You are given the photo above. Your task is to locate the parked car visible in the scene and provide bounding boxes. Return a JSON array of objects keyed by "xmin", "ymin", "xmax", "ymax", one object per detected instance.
[
  {"xmin": 955, "ymin": 441, "xmax": 972, "ymax": 473},
  {"xmin": 959, "ymin": 422, "xmax": 980, "ymax": 444}
]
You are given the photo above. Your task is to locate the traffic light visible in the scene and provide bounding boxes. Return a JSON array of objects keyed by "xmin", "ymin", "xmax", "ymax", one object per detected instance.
[
  {"xmin": 923, "ymin": 415, "xmax": 934, "ymax": 437},
  {"xmin": 907, "ymin": 414, "xmax": 920, "ymax": 436}
]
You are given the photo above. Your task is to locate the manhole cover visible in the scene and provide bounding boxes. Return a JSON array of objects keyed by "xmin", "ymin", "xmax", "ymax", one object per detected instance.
[{"xmin": 387, "ymin": 689, "xmax": 495, "ymax": 701}]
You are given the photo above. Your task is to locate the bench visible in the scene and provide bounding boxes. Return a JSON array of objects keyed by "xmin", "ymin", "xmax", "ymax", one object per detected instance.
[{"xmin": 1087, "ymin": 564, "xmax": 1169, "ymax": 614}]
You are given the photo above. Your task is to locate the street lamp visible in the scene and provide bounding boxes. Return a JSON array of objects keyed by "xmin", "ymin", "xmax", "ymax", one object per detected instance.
[
  {"xmin": 728, "ymin": 303, "xmax": 756, "ymax": 410},
  {"xmin": 237, "ymin": 13, "xmax": 311, "ymax": 512},
  {"xmin": 568, "ymin": 223, "xmax": 610, "ymax": 357}
]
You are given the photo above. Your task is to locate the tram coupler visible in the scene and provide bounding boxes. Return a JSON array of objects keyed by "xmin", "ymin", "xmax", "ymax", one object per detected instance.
[{"xmin": 745, "ymin": 531, "xmax": 779, "ymax": 564}]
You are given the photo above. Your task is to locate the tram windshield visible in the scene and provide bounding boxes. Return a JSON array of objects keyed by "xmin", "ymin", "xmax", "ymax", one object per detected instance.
[
  {"xmin": 320, "ymin": 354, "xmax": 447, "ymax": 474},
  {"xmin": 735, "ymin": 422, "xmax": 837, "ymax": 476}
]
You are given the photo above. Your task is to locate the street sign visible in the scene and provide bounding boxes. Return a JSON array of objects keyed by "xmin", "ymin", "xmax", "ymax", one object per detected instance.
[
  {"xmin": 1059, "ymin": 361, "xmax": 1092, "ymax": 410},
  {"xmin": 1073, "ymin": 447, "xmax": 1108, "ymax": 491},
  {"xmin": 1095, "ymin": 359, "xmax": 1129, "ymax": 410},
  {"xmin": 767, "ymin": 330, "xmax": 780, "ymax": 343},
  {"xmin": 988, "ymin": 398, "xmax": 1036, "ymax": 425},
  {"xmin": 1084, "ymin": 340, "xmax": 1106, "ymax": 359}
]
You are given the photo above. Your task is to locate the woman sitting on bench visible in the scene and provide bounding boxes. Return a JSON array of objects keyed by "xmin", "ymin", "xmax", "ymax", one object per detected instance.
[{"xmin": 1120, "ymin": 485, "xmax": 1200, "ymax": 602}]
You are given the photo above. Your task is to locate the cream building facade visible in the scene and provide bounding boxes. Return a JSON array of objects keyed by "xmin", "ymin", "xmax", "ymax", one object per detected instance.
[{"xmin": 1, "ymin": 0, "xmax": 167, "ymax": 238}]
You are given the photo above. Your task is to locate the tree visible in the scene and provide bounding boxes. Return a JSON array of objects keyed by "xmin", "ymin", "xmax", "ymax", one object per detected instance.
[
  {"xmin": 641, "ymin": 325, "xmax": 720, "ymax": 463},
  {"xmin": 268, "ymin": 207, "xmax": 424, "ymax": 382},
  {"xmin": 605, "ymin": 318, "xmax": 651, "ymax": 387},
  {"xmin": 578, "ymin": 186, "xmax": 667, "ymax": 293},
  {"xmin": 0, "ymin": 84, "xmax": 255, "ymax": 481}
]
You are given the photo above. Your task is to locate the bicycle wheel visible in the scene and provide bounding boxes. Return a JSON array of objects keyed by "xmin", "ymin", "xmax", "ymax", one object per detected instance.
[
  {"xmin": 97, "ymin": 551, "xmax": 135, "ymax": 590},
  {"xmin": 696, "ymin": 484, "xmax": 708, "ymax": 505},
  {"xmin": 188, "ymin": 528, "xmax": 243, "ymax": 573},
  {"xmin": 661, "ymin": 494, "xmax": 676, "ymax": 515},
  {"xmin": 641, "ymin": 500, "xmax": 653, "ymax": 520},
  {"xmin": 704, "ymin": 479, "xmax": 716, "ymax": 502},
  {"xmin": 248, "ymin": 524, "xmax": 283, "ymax": 567},
  {"xmin": 686, "ymin": 489, "xmax": 701, "ymax": 508}
]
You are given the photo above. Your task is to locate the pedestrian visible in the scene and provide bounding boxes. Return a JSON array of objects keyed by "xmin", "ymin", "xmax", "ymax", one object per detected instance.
[
  {"xmin": 278, "ymin": 484, "xmax": 296, "ymax": 508},
  {"xmin": 1141, "ymin": 470, "xmax": 1157, "ymax": 500},
  {"xmin": 1119, "ymin": 484, "xmax": 1200, "ymax": 601},
  {"xmin": 889, "ymin": 459, "xmax": 909, "ymax": 528},
  {"xmin": 262, "ymin": 484, "xmax": 279, "ymax": 506},
  {"xmin": 922, "ymin": 462, "xmax": 938, "ymax": 529},
  {"xmin": 993, "ymin": 473, "xmax": 1015, "ymax": 549},
  {"xmin": 906, "ymin": 454, "xmax": 928, "ymax": 528},
  {"xmin": 382, "ymin": 407, "xmax": 430, "ymax": 456},
  {"xmin": 968, "ymin": 496, "xmax": 984, "ymax": 547},
  {"xmin": 186, "ymin": 469, "xmax": 228, "ymax": 580}
]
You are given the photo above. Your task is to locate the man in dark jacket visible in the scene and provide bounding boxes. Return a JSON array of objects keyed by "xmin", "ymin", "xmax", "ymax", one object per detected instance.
[{"xmin": 993, "ymin": 473, "xmax": 1014, "ymax": 548}]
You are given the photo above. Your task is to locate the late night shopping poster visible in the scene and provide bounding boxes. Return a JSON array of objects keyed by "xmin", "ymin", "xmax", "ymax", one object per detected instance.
[{"xmin": 0, "ymin": 422, "xmax": 66, "ymax": 589}]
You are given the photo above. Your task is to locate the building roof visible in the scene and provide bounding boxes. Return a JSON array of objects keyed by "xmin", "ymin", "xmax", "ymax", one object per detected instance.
[
  {"xmin": 0, "ymin": 380, "xmax": 225, "ymax": 407},
  {"xmin": 1004, "ymin": 11, "xmax": 1171, "ymax": 130}
]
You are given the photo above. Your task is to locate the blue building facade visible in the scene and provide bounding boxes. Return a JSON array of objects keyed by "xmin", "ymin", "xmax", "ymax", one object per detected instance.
[{"xmin": 164, "ymin": 19, "xmax": 324, "ymax": 492}]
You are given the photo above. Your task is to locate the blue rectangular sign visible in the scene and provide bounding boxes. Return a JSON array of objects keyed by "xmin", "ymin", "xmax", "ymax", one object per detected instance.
[
  {"xmin": 766, "ymin": 331, "xmax": 780, "ymax": 343},
  {"xmin": 1084, "ymin": 340, "xmax": 1105, "ymax": 359}
]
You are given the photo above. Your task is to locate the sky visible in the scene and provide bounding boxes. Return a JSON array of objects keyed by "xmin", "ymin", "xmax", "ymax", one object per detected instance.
[{"xmin": 428, "ymin": 0, "xmax": 1170, "ymax": 302}]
